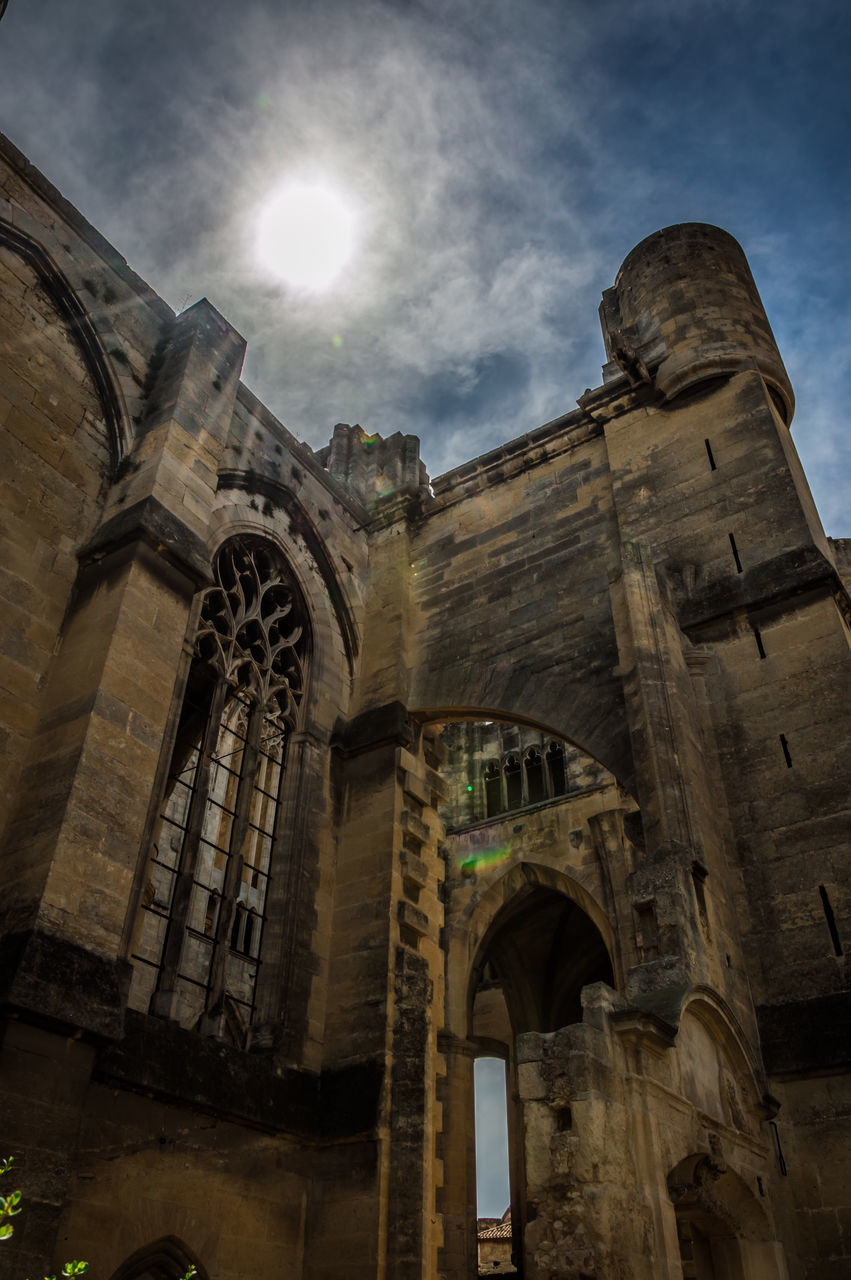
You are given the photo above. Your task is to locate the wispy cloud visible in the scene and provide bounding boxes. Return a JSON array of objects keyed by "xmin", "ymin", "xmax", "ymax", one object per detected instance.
[{"xmin": 0, "ymin": 0, "xmax": 847, "ymax": 530}]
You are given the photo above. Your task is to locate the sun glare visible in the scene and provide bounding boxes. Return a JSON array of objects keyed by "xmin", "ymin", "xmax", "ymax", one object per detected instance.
[{"xmin": 255, "ymin": 179, "xmax": 357, "ymax": 291}]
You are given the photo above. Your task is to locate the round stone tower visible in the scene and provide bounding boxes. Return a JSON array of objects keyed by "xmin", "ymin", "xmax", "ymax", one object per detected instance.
[{"xmin": 600, "ymin": 223, "xmax": 794, "ymax": 423}]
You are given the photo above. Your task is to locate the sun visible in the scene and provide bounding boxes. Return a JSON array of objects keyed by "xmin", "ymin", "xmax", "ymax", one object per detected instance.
[{"xmin": 254, "ymin": 179, "xmax": 357, "ymax": 291}]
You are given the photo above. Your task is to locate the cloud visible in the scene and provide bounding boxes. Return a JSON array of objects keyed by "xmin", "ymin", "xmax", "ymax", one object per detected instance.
[{"xmin": 0, "ymin": 0, "xmax": 847, "ymax": 534}]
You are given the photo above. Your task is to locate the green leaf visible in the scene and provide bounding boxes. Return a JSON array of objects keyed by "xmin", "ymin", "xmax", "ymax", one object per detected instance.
[{"xmin": 0, "ymin": 1224, "xmax": 13, "ymax": 1239}]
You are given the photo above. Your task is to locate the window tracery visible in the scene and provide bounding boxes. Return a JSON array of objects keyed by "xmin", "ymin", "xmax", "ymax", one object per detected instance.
[{"xmin": 129, "ymin": 537, "xmax": 309, "ymax": 1042}]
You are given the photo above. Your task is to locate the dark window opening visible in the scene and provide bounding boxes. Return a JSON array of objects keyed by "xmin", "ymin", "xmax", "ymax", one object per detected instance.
[
  {"xmin": 546, "ymin": 742, "xmax": 567, "ymax": 797},
  {"xmin": 779, "ymin": 734, "xmax": 792, "ymax": 768},
  {"xmin": 525, "ymin": 749, "xmax": 545, "ymax": 804},
  {"xmin": 818, "ymin": 884, "xmax": 843, "ymax": 956},
  {"xmin": 635, "ymin": 900, "xmax": 659, "ymax": 962},
  {"xmin": 692, "ymin": 863, "xmax": 709, "ymax": 931},
  {"xmin": 504, "ymin": 756, "xmax": 522, "ymax": 809},
  {"xmin": 704, "ymin": 438, "xmax": 717, "ymax": 471},
  {"xmin": 753, "ymin": 626, "xmax": 766, "ymax": 659},
  {"xmin": 484, "ymin": 763, "xmax": 502, "ymax": 817},
  {"xmin": 729, "ymin": 532, "xmax": 743, "ymax": 573}
]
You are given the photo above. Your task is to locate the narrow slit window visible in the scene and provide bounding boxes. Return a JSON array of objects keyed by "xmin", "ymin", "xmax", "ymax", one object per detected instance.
[
  {"xmin": 634, "ymin": 901, "xmax": 659, "ymax": 962},
  {"xmin": 779, "ymin": 734, "xmax": 792, "ymax": 768},
  {"xmin": 525, "ymin": 748, "xmax": 545, "ymax": 805},
  {"xmin": 692, "ymin": 863, "xmax": 709, "ymax": 930},
  {"xmin": 753, "ymin": 626, "xmax": 766, "ymax": 659},
  {"xmin": 546, "ymin": 742, "xmax": 567, "ymax": 797},
  {"xmin": 484, "ymin": 762, "xmax": 502, "ymax": 817},
  {"xmin": 704, "ymin": 438, "xmax": 717, "ymax": 471},
  {"xmin": 504, "ymin": 755, "xmax": 522, "ymax": 810},
  {"xmin": 818, "ymin": 885, "xmax": 843, "ymax": 956},
  {"xmin": 729, "ymin": 532, "xmax": 743, "ymax": 573}
]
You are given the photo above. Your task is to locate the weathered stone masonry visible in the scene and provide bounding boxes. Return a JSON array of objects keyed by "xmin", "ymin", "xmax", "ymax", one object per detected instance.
[{"xmin": 0, "ymin": 128, "xmax": 848, "ymax": 1279}]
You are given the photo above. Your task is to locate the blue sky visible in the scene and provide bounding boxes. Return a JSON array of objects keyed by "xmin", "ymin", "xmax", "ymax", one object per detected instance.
[
  {"xmin": 1, "ymin": 0, "xmax": 848, "ymax": 534},
  {"xmin": 1, "ymin": 0, "xmax": 848, "ymax": 1220}
]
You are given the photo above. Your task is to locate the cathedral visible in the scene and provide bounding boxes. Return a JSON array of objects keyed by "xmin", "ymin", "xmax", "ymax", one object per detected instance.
[{"xmin": 0, "ymin": 128, "xmax": 848, "ymax": 1278}]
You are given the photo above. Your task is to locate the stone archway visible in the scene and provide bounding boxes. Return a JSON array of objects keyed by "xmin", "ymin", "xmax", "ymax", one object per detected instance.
[
  {"xmin": 458, "ymin": 880, "xmax": 616, "ymax": 1279},
  {"xmin": 109, "ymin": 1236, "xmax": 208, "ymax": 1280},
  {"xmin": 668, "ymin": 1156, "xmax": 788, "ymax": 1280}
]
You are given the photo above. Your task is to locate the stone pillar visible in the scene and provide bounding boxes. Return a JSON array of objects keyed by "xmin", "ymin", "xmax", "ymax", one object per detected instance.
[
  {"xmin": 313, "ymin": 710, "xmax": 445, "ymax": 1280},
  {"xmin": 607, "ymin": 542, "xmax": 714, "ymax": 995},
  {"xmin": 436, "ymin": 1034, "xmax": 477, "ymax": 1280}
]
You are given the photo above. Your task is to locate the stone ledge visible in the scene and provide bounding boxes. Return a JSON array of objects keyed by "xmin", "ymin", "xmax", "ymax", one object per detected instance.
[
  {"xmin": 0, "ymin": 927, "xmax": 131, "ymax": 1041},
  {"xmin": 676, "ymin": 545, "xmax": 838, "ymax": 635},
  {"xmin": 95, "ymin": 1008, "xmax": 384, "ymax": 1139},
  {"xmin": 332, "ymin": 700, "xmax": 414, "ymax": 757},
  {"xmin": 80, "ymin": 494, "xmax": 211, "ymax": 587}
]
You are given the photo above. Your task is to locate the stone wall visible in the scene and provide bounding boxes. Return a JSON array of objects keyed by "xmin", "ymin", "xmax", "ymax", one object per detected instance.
[{"xmin": 0, "ymin": 129, "xmax": 848, "ymax": 1280}]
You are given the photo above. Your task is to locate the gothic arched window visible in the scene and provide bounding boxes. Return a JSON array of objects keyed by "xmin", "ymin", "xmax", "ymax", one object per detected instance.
[
  {"xmin": 546, "ymin": 741, "xmax": 567, "ymax": 797},
  {"xmin": 484, "ymin": 761, "xmax": 502, "ymax": 817},
  {"xmin": 129, "ymin": 537, "xmax": 309, "ymax": 1042},
  {"xmin": 524, "ymin": 747, "xmax": 545, "ymax": 805},
  {"xmin": 504, "ymin": 755, "xmax": 522, "ymax": 810}
]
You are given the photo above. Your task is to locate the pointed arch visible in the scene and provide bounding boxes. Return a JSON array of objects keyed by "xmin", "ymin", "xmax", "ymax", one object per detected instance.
[
  {"xmin": 109, "ymin": 1236, "xmax": 208, "ymax": 1280},
  {"xmin": 127, "ymin": 534, "xmax": 312, "ymax": 1037},
  {"xmin": 0, "ymin": 214, "xmax": 133, "ymax": 465},
  {"xmin": 444, "ymin": 860, "xmax": 618, "ymax": 1040},
  {"xmin": 216, "ymin": 469, "xmax": 359, "ymax": 675}
]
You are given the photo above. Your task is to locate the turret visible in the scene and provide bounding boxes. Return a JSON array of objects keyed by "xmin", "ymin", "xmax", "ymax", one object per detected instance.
[{"xmin": 599, "ymin": 223, "xmax": 794, "ymax": 424}]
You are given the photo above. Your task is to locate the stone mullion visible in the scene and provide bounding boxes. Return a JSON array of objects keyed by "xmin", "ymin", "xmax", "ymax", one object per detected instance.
[
  {"xmin": 202, "ymin": 696, "xmax": 264, "ymax": 1029},
  {"xmin": 520, "ymin": 751, "xmax": 530, "ymax": 806},
  {"xmin": 251, "ymin": 727, "xmax": 325, "ymax": 1062},
  {"xmin": 151, "ymin": 671, "xmax": 227, "ymax": 1013}
]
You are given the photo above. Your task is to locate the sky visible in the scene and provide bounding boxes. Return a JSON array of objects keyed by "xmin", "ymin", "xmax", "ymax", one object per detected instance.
[
  {"xmin": 0, "ymin": 0, "xmax": 849, "ymax": 536},
  {"xmin": 0, "ymin": 0, "xmax": 848, "ymax": 1220}
]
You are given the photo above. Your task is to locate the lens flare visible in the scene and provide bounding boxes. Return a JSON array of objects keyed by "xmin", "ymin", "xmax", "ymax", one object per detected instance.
[{"xmin": 459, "ymin": 842, "xmax": 512, "ymax": 876}]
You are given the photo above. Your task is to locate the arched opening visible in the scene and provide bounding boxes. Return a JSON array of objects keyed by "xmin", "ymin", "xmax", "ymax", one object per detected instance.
[
  {"xmin": 109, "ymin": 1236, "xmax": 207, "ymax": 1280},
  {"xmin": 474, "ymin": 1056, "xmax": 513, "ymax": 1274},
  {"xmin": 128, "ymin": 535, "xmax": 310, "ymax": 1041},
  {"xmin": 469, "ymin": 885, "xmax": 615, "ymax": 1275},
  {"xmin": 473, "ymin": 888, "xmax": 614, "ymax": 1035},
  {"xmin": 667, "ymin": 1155, "xmax": 785, "ymax": 1280},
  {"xmin": 438, "ymin": 720, "xmax": 612, "ymax": 832}
]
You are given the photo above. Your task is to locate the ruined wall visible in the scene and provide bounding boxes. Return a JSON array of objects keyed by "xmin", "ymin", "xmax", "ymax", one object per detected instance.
[{"xmin": 0, "ymin": 130, "xmax": 848, "ymax": 1280}]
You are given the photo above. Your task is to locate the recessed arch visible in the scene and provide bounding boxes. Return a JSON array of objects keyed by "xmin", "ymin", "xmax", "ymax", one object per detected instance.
[
  {"xmin": 667, "ymin": 1154, "xmax": 786, "ymax": 1279},
  {"xmin": 127, "ymin": 533, "xmax": 313, "ymax": 1038},
  {"xmin": 413, "ymin": 704, "xmax": 630, "ymax": 789},
  {"xmin": 469, "ymin": 880, "xmax": 615, "ymax": 1038},
  {"xmin": 216, "ymin": 470, "xmax": 359, "ymax": 675},
  {"xmin": 0, "ymin": 213, "xmax": 133, "ymax": 466},
  {"xmin": 679, "ymin": 986, "xmax": 768, "ymax": 1114},
  {"xmin": 443, "ymin": 860, "xmax": 618, "ymax": 1041},
  {"xmin": 109, "ymin": 1235, "xmax": 208, "ymax": 1280},
  {"xmin": 205, "ymin": 506, "xmax": 352, "ymax": 733}
]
